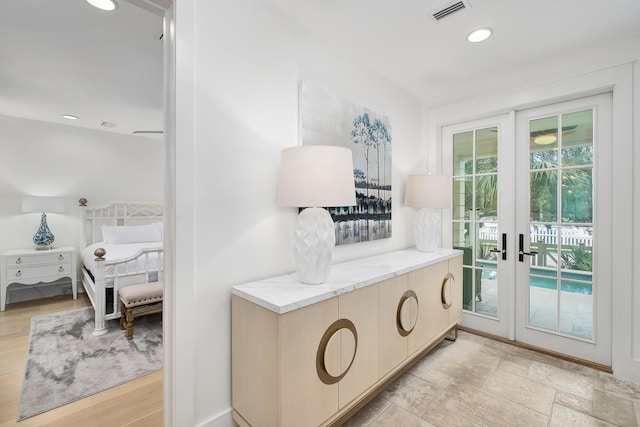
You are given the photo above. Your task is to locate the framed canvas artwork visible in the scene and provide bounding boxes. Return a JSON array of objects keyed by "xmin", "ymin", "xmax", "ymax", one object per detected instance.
[{"xmin": 299, "ymin": 81, "xmax": 392, "ymax": 245}]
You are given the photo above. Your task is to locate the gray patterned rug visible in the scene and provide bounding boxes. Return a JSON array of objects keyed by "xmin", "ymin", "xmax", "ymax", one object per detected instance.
[{"xmin": 18, "ymin": 306, "xmax": 162, "ymax": 421}]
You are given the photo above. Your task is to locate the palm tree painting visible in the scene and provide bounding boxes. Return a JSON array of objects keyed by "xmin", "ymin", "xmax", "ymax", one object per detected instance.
[{"xmin": 299, "ymin": 81, "xmax": 392, "ymax": 245}]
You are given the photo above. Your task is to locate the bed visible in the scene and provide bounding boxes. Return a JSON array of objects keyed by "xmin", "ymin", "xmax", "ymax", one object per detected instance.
[{"xmin": 80, "ymin": 201, "xmax": 164, "ymax": 336}]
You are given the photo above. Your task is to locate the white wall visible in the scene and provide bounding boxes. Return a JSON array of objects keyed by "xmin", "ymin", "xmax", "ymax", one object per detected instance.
[
  {"xmin": 173, "ymin": 1, "xmax": 425, "ymax": 425},
  {"xmin": 0, "ymin": 115, "xmax": 164, "ymax": 300}
]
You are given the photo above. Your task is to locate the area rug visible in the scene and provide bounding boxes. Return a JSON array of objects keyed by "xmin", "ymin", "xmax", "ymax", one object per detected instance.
[{"xmin": 18, "ymin": 307, "xmax": 162, "ymax": 421}]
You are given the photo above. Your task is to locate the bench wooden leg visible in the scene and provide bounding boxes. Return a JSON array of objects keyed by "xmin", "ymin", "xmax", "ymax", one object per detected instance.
[
  {"xmin": 119, "ymin": 297, "xmax": 162, "ymax": 340},
  {"xmin": 120, "ymin": 301, "xmax": 126, "ymax": 331},
  {"xmin": 125, "ymin": 307, "xmax": 134, "ymax": 340}
]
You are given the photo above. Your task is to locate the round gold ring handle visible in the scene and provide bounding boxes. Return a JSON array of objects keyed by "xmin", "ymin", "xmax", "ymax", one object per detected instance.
[
  {"xmin": 396, "ymin": 290, "xmax": 418, "ymax": 337},
  {"xmin": 441, "ymin": 273, "xmax": 454, "ymax": 309},
  {"xmin": 316, "ymin": 319, "xmax": 358, "ymax": 385}
]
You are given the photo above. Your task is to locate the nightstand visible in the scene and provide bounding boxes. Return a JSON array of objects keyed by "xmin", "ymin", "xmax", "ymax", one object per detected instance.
[{"xmin": 0, "ymin": 247, "xmax": 77, "ymax": 311}]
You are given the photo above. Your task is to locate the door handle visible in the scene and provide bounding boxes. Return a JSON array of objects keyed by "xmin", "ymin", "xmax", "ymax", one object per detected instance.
[
  {"xmin": 518, "ymin": 233, "xmax": 538, "ymax": 262},
  {"xmin": 489, "ymin": 233, "xmax": 507, "ymax": 260}
]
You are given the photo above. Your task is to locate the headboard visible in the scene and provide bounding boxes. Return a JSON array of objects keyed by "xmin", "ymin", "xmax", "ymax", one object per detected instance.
[{"xmin": 80, "ymin": 200, "xmax": 164, "ymax": 247}]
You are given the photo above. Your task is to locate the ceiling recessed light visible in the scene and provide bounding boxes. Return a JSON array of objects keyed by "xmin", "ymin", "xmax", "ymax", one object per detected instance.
[
  {"xmin": 534, "ymin": 134, "xmax": 557, "ymax": 145},
  {"xmin": 62, "ymin": 114, "xmax": 79, "ymax": 120},
  {"xmin": 86, "ymin": 0, "xmax": 118, "ymax": 11},
  {"xmin": 467, "ymin": 27, "xmax": 493, "ymax": 43}
]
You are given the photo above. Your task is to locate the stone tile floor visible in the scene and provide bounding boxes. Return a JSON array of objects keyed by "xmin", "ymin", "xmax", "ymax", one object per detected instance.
[{"xmin": 345, "ymin": 331, "xmax": 640, "ymax": 426}]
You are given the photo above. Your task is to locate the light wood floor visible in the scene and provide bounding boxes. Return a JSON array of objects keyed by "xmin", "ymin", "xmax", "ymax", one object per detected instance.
[{"xmin": 0, "ymin": 294, "xmax": 163, "ymax": 427}]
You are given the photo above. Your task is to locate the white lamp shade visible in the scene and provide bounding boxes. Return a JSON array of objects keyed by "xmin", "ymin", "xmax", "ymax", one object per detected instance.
[
  {"xmin": 404, "ymin": 174, "xmax": 452, "ymax": 209},
  {"xmin": 21, "ymin": 196, "xmax": 65, "ymax": 213},
  {"xmin": 278, "ymin": 145, "xmax": 356, "ymax": 207}
]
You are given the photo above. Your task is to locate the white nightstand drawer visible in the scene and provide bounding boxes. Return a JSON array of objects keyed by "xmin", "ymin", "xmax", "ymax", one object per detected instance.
[
  {"xmin": 6, "ymin": 251, "xmax": 73, "ymax": 266},
  {"xmin": 5, "ymin": 263, "xmax": 72, "ymax": 282}
]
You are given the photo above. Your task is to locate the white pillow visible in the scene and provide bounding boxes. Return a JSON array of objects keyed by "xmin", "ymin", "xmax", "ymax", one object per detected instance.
[{"xmin": 101, "ymin": 224, "xmax": 162, "ymax": 244}]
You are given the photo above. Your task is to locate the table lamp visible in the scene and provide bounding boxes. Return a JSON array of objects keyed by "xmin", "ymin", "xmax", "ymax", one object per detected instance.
[
  {"xmin": 21, "ymin": 196, "xmax": 65, "ymax": 250},
  {"xmin": 404, "ymin": 174, "xmax": 452, "ymax": 252},
  {"xmin": 278, "ymin": 145, "xmax": 356, "ymax": 284}
]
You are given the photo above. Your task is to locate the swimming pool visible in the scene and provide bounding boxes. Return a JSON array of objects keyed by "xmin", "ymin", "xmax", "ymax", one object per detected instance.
[{"xmin": 481, "ymin": 268, "xmax": 593, "ymax": 295}]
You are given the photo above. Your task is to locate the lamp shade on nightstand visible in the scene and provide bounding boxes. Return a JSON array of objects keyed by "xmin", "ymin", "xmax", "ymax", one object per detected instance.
[
  {"xmin": 21, "ymin": 196, "xmax": 65, "ymax": 214},
  {"xmin": 21, "ymin": 196, "xmax": 65, "ymax": 250},
  {"xmin": 278, "ymin": 146, "xmax": 356, "ymax": 284},
  {"xmin": 404, "ymin": 174, "xmax": 452, "ymax": 252}
]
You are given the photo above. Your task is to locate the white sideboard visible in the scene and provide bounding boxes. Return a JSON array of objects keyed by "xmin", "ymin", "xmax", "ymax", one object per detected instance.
[{"xmin": 231, "ymin": 249, "xmax": 463, "ymax": 427}]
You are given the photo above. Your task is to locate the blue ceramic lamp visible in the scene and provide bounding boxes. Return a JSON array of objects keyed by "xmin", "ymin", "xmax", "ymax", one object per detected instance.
[{"xmin": 21, "ymin": 196, "xmax": 64, "ymax": 250}]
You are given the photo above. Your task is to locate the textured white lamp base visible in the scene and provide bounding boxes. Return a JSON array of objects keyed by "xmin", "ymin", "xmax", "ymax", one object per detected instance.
[
  {"xmin": 414, "ymin": 208, "xmax": 440, "ymax": 253},
  {"xmin": 294, "ymin": 207, "xmax": 336, "ymax": 284}
]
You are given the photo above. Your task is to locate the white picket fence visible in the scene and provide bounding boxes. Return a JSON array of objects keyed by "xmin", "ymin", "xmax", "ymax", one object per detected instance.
[{"xmin": 479, "ymin": 225, "xmax": 592, "ymax": 247}]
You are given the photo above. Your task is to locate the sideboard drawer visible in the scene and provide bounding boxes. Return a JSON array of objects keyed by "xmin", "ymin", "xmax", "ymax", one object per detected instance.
[
  {"xmin": 5, "ymin": 263, "xmax": 72, "ymax": 282},
  {"xmin": 5, "ymin": 252, "xmax": 73, "ymax": 266}
]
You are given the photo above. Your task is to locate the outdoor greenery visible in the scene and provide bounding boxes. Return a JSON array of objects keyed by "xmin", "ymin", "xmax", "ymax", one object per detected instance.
[
  {"xmin": 530, "ymin": 147, "xmax": 593, "ymax": 223},
  {"xmin": 457, "ymin": 146, "xmax": 593, "ymax": 223},
  {"xmin": 561, "ymin": 243, "xmax": 593, "ymax": 272}
]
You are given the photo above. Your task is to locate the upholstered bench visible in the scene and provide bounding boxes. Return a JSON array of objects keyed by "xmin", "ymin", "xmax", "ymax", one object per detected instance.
[{"xmin": 118, "ymin": 281, "xmax": 163, "ymax": 340}]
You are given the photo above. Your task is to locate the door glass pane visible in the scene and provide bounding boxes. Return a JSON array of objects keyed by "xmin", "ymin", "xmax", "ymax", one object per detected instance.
[
  {"xmin": 477, "ymin": 265, "xmax": 497, "ymax": 317},
  {"xmin": 478, "ymin": 221, "xmax": 498, "ymax": 262},
  {"xmin": 530, "ymin": 170, "xmax": 557, "ymax": 222},
  {"xmin": 453, "ymin": 177, "xmax": 471, "ymax": 220},
  {"xmin": 453, "ymin": 131, "xmax": 473, "ymax": 176},
  {"xmin": 462, "ymin": 266, "xmax": 473, "ymax": 311},
  {"xmin": 529, "ymin": 270, "xmax": 558, "ymax": 332},
  {"xmin": 476, "ymin": 175, "xmax": 498, "ymax": 219},
  {"xmin": 562, "ymin": 110, "xmax": 593, "ymax": 166},
  {"xmin": 560, "ymin": 230, "xmax": 593, "ymax": 273},
  {"xmin": 453, "ymin": 221, "xmax": 470, "ymax": 248},
  {"xmin": 452, "ymin": 127, "xmax": 499, "ymax": 318},
  {"xmin": 559, "ymin": 290, "xmax": 592, "ymax": 339},
  {"xmin": 528, "ymin": 110, "xmax": 594, "ymax": 341},
  {"xmin": 476, "ymin": 127, "xmax": 498, "ymax": 173},
  {"xmin": 530, "ymin": 116, "xmax": 558, "ymax": 168},
  {"xmin": 530, "ymin": 223, "xmax": 559, "ymax": 269},
  {"xmin": 562, "ymin": 168, "xmax": 592, "ymax": 223}
]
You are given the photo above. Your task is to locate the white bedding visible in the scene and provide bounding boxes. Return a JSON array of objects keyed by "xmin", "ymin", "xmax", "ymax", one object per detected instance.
[{"xmin": 82, "ymin": 241, "xmax": 163, "ymax": 280}]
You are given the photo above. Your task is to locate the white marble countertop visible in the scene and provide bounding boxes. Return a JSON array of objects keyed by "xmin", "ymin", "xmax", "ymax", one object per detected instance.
[{"xmin": 231, "ymin": 248, "xmax": 462, "ymax": 314}]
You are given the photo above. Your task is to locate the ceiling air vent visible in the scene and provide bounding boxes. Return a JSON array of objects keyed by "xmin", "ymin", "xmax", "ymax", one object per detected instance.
[
  {"xmin": 432, "ymin": 0, "xmax": 470, "ymax": 21},
  {"xmin": 100, "ymin": 121, "xmax": 117, "ymax": 128}
]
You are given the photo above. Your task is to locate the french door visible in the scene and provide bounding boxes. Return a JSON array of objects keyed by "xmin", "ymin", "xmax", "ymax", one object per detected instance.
[
  {"xmin": 443, "ymin": 93, "xmax": 612, "ymax": 365},
  {"xmin": 444, "ymin": 113, "xmax": 515, "ymax": 339}
]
